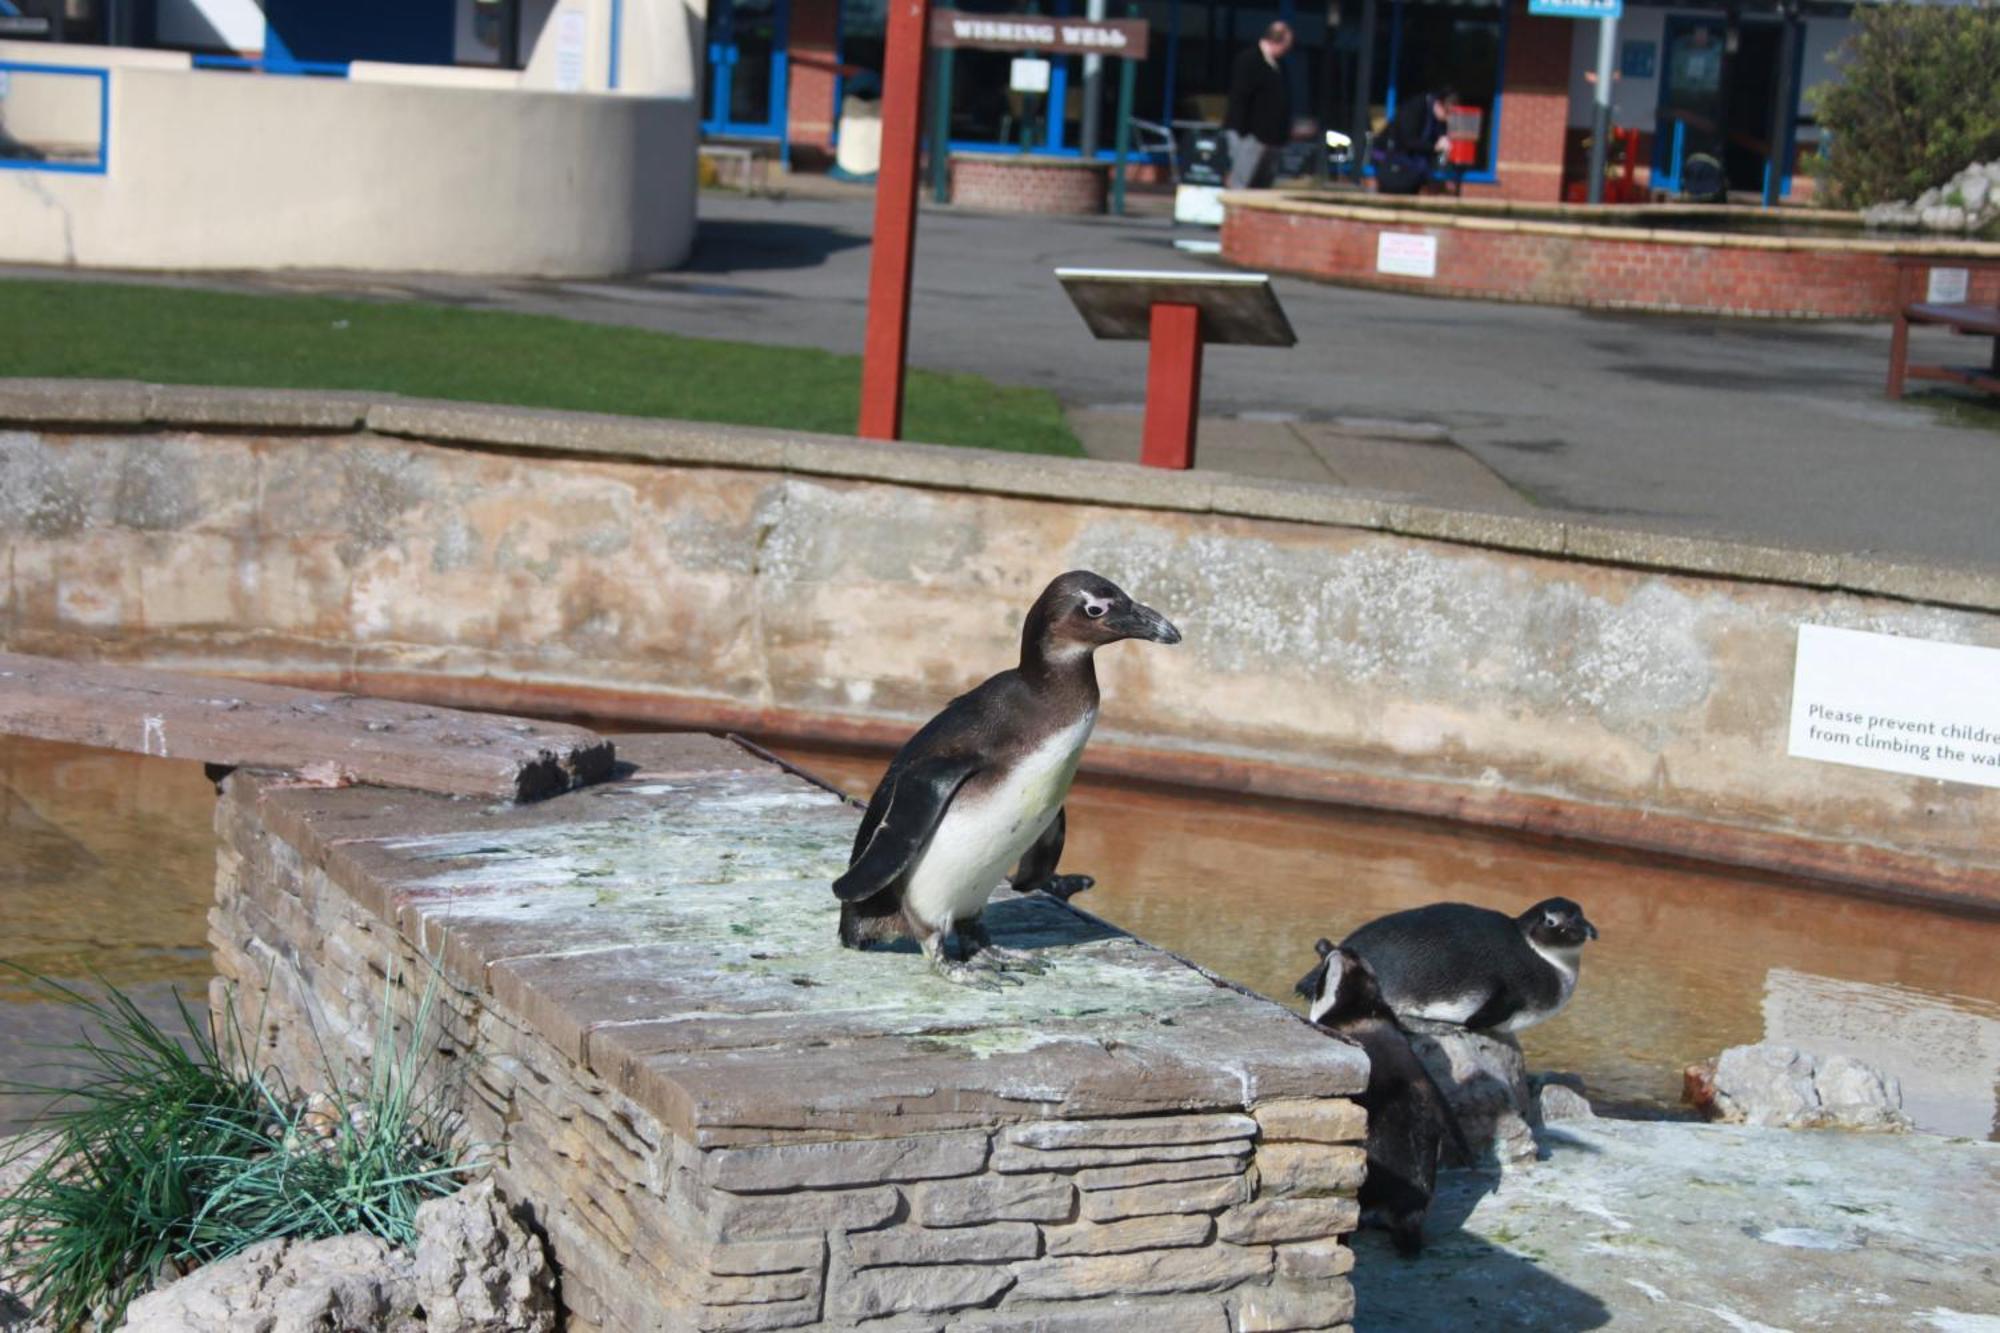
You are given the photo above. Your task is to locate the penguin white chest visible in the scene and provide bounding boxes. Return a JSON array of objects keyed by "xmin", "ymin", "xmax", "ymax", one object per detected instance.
[{"xmin": 904, "ymin": 711, "xmax": 1096, "ymax": 928}]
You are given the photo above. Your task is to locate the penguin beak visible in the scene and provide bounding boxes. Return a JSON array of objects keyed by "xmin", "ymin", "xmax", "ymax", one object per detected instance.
[
  {"xmin": 1580, "ymin": 916, "xmax": 1599, "ymax": 941},
  {"xmin": 1114, "ymin": 601, "xmax": 1182, "ymax": 645}
]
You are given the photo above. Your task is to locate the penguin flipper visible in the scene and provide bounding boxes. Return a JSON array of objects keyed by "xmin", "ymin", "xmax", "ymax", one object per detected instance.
[{"xmin": 832, "ymin": 755, "xmax": 981, "ymax": 902}]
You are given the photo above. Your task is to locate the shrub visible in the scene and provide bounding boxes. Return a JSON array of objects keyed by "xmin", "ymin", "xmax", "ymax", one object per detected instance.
[
  {"xmin": 0, "ymin": 971, "xmax": 465, "ymax": 1331},
  {"xmin": 1810, "ymin": 2, "xmax": 2000, "ymax": 207}
]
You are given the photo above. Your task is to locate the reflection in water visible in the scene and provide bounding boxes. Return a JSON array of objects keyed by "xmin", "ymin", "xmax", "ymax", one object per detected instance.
[
  {"xmin": 0, "ymin": 737, "xmax": 219, "ymax": 1130},
  {"xmin": 779, "ymin": 742, "xmax": 2000, "ymax": 1138},
  {"xmin": 2, "ymin": 732, "xmax": 1997, "ymax": 1142}
]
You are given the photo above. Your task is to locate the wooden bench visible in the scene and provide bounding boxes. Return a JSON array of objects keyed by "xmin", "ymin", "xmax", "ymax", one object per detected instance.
[{"xmin": 1887, "ymin": 301, "xmax": 2000, "ymax": 400}]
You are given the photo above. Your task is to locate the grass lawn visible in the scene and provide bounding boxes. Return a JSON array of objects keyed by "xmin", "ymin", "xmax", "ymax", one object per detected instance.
[{"xmin": 4, "ymin": 278, "xmax": 1083, "ymax": 456}]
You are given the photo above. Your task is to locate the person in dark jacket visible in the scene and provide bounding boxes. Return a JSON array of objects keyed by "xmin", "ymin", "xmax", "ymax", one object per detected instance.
[
  {"xmin": 1224, "ymin": 21, "xmax": 1293, "ymax": 189},
  {"xmin": 1375, "ymin": 86, "xmax": 1454, "ymax": 195}
]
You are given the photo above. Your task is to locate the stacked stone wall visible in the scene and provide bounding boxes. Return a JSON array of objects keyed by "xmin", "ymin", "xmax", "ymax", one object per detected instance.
[{"xmin": 206, "ymin": 756, "xmax": 1366, "ymax": 1332}]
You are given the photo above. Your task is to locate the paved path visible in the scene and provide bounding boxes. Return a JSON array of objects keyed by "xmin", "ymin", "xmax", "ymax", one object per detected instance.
[{"xmin": 23, "ymin": 189, "xmax": 2000, "ymax": 567}]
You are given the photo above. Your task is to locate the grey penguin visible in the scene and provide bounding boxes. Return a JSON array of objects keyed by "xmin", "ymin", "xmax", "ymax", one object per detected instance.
[
  {"xmin": 1339, "ymin": 897, "xmax": 1598, "ymax": 1033},
  {"xmin": 832, "ymin": 571, "xmax": 1181, "ymax": 986},
  {"xmin": 1296, "ymin": 939, "xmax": 1464, "ymax": 1257}
]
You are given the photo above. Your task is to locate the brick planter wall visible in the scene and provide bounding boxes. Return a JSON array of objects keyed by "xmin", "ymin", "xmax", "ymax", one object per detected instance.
[
  {"xmin": 951, "ymin": 153, "xmax": 1109, "ymax": 214},
  {"xmin": 1223, "ymin": 198, "xmax": 2000, "ymax": 319}
]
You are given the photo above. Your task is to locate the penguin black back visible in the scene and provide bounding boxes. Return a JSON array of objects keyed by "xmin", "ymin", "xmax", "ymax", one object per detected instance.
[
  {"xmin": 1296, "ymin": 939, "xmax": 1459, "ymax": 1258},
  {"xmin": 1339, "ymin": 897, "xmax": 1598, "ymax": 1033}
]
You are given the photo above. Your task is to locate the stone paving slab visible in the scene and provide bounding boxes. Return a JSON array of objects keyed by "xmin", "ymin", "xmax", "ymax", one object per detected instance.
[
  {"xmin": 0, "ymin": 650, "xmax": 613, "ymax": 801},
  {"xmin": 234, "ymin": 732, "xmax": 1367, "ymax": 1145},
  {"xmin": 1351, "ymin": 1120, "xmax": 2000, "ymax": 1331}
]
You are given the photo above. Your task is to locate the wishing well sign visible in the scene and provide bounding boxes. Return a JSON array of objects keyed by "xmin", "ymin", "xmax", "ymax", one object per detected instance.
[
  {"xmin": 1788, "ymin": 625, "xmax": 2000, "ymax": 788},
  {"xmin": 930, "ymin": 10, "xmax": 1150, "ymax": 55}
]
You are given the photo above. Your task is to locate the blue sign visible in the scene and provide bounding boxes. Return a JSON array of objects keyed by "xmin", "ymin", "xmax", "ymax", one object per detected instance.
[{"xmin": 1528, "ymin": 0, "xmax": 1622, "ymax": 18}]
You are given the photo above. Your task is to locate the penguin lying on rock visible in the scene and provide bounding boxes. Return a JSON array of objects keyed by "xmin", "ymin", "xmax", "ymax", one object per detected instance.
[
  {"xmin": 1296, "ymin": 939, "xmax": 1463, "ymax": 1257},
  {"xmin": 832, "ymin": 571, "xmax": 1181, "ymax": 986},
  {"xmin": 1340, "ymin": 897, "xmax": 1599, "ymax": 1033}
]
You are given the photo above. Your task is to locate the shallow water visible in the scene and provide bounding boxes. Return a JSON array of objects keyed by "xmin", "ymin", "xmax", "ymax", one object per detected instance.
[
  {"xmin": 0, "ymin": 736, "xmax": 220, "ymax": 1130},
  {"xmin": 776, "ymin": 742, "xmax": 2000, "ymax": 1140},
  {"xmin": 2, "ymin": 732, "xmax": 1996, "ymax": 1140}
]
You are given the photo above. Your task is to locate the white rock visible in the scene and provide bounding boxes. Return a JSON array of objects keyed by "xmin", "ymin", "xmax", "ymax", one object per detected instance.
[
  {"xmin": 1403, "ymin": 1021, "xmax": 1536, "ymax": 1167},
  {"xmin": 1704, "ymin": 1044, "xmax": 1910, "ymax": 1132},
  {"xmin": 1961, "ymin": 174, "xmax": 1990, "ymax": 214},
  {"xmin": 410, "ymin": 1179, "xmax": 557, "ymax": 1333},
  {"xmin": 120, "ymin": 1234, "xmax": 417, "ymax": 1333}
]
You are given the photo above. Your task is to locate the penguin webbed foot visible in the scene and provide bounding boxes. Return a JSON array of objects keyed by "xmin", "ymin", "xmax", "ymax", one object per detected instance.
[
  {"xmin": 920, "ymin": 933, "xmax": 1014, "ymax": 990},
  {"xmin": 1021, "ymin": 873, "xmax": 1094, "ymax": 902},
  {"xmin": 969, "ymin": 942, "xmax": 1048, "ymax": 976}
]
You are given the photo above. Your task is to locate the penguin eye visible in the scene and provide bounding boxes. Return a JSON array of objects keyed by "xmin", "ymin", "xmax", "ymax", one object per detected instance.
[{"xmin": 1083, "ymin": 600, "xmax": 1108, "ymax": 619}]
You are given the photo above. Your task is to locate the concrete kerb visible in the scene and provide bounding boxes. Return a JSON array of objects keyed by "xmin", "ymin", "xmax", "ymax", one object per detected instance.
[{"xmin": 4, "ymin": 378, "xmax": 1996, "ymax": 614}]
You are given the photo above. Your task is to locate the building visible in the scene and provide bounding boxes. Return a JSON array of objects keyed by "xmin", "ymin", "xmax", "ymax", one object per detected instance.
[
  {"xmin": 0, "ymin": 0, "xmax": 701, "ymax": 274},
  {"xmin": 738, "ymin": 0, "xmax": 1854, "ymax": 202}
]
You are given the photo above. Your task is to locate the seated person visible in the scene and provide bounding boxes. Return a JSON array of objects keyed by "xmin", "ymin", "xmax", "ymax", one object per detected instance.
[{"xmin": 1374, "ymin": 86, "xmax": 1455, "ymax": 196}]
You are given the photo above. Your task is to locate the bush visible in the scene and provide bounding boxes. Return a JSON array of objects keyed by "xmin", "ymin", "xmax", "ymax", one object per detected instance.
[
  {"xmin": 0, "ymin": 971, "xmax": 465, "ymax": 1331},
  {"xmin": 1810, "ymin": 2, "xmax": 2000, "ymax": 207}
]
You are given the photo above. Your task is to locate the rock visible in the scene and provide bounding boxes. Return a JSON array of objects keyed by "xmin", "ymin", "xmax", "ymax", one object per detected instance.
[
  {"xmin": 1867, "ymin": 159, "xmax": 2000, "ymax": 232},
  {"xmin": 1043, "ymin": 1215, "xmax": 1214, "ymax": 1257},
  {"xmin": 411, "ymin": 1178, "xmax": 558, "ymax": 1333},
  {"xmin": 120, "ymin": 1234, "xmax": 417, "ymax": 1333},
  {"xmin": 1692, "ymin": 1044, "xmax": 1910, "ymax": 1132},
  {"xmin": 1531, "ymin": 1073, "xmax": 1597, "ymax": 1124},
  {"xmin": 1402, "ymin": 1020, "xmax": 1536, "ymax": 1167},
  {"xmin": 1251, "ymin": 1099, "xmax": 1367, "ymax": 1146},
  {"xmin": 912, "ymin": 1174, "xmax": 1074, "ymax": 1227}
]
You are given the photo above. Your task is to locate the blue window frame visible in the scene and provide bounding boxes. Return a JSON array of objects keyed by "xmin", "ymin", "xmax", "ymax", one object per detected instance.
[
  {"xmin": 0, "ymin": 61, "xmax": 110, "ymax": 176},
  {"xmin": 705, "ymin": 0, "xmax": 791, "ymax": 139}
]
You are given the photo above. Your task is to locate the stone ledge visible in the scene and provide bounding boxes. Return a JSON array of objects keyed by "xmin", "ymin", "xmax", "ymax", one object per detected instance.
[
  {"xmin": 210, "ymin": 731, "xmax": 1368, "ymax": 1331},
  {"xmin": 2, "ymin": 378, "xmax": 1991, "ymax": 612}
]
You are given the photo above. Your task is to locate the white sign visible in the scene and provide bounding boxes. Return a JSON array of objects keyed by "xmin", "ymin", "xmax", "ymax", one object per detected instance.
[
  {"xmin": 1927, "ymin": 266, "xmax": 1970, "ymax": 304},
  {"xmin": 1009, "ymin": 57, "xmax": 1052, "ymax": 95},
  {"xmin": 1376, "ymin": 232, "xmax": 1438, "ymax": 279},
  {"xmin": 1788, "ymin": 625, "xmax": 2000, "ymax": 788},
  {"xmin": 553, "ymin": 9, "xmax": 588, "ymax": 92}
]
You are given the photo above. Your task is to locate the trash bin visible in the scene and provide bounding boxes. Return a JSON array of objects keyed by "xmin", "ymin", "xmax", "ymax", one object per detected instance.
[{"xmin": 835, "ymin": 93, "xmax": 883, "ymax": 179}]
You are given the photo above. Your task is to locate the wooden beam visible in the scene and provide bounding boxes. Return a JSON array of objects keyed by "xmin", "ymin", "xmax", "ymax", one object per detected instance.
[{"xmin": 0, "ymin": 653, "xmax": 615, "ymax": 803}]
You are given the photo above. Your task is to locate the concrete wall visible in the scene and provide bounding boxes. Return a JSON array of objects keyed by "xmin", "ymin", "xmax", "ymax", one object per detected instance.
[
  {"xmin": 0, "ymin": 40, "xmax": 696, "ymax": 276},
  {"xmin": 1, "ymin": 383, "xmax": 1996, "ymax": 908}
]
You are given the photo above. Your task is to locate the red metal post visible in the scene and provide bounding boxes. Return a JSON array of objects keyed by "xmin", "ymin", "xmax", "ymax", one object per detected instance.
[
  {"xmin": 857, "ymin": 0, "xmax": 933, "ymax": 440},
  {"xmin": 1886, "ymin": 309, "xmax": 1909, "ymax": 399},
  {"xmin": 1141, "ymin": 302, "xmax": 1204, "ymax": 469}
]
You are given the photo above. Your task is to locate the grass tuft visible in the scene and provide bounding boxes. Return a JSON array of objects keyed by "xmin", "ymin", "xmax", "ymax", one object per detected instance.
[{"xmin": 0, "ymin": 967, "xmax": 465, "ymax": 1331}]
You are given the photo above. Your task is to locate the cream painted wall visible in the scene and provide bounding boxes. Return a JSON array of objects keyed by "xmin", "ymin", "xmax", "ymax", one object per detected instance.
[{"xmin": 0, "ymin": 59, "xmax": 697, "ymax": 274}]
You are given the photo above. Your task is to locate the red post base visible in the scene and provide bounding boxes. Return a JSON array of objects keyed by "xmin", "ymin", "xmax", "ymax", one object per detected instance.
[{"xmin": 1141, "ymin": 302, "xmax": 1204, "ymax": 469}]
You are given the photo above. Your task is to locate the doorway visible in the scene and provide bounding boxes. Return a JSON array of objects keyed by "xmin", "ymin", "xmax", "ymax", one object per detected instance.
[{"xmin": 704, "ymin": 0, "xmax": 789, "ymax": 137}]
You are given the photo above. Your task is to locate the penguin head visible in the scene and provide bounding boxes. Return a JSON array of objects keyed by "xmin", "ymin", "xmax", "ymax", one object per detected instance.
[
  {"xmin": 1295, "ymin": 938, "xmax": 1386, "ymax": 1026},
  {"xmin": 1026, "ymin": 571, "xmax": 1182, "ymax": 659},
  {"xmin": 1520, "ymin": 897, "xmax": 1598, "ymax": 950}
]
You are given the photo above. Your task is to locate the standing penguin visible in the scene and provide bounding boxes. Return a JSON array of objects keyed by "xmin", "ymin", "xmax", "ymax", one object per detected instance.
[
  {"xmin": 832, "ymin": 571, "xmax": 1181, "ymax": 985},
  {"xmin": 1296, "ymin": 939, "xmax": 1462, "ymax": 1257},
  {"xmin": 1340, "ymin": 897, "xmax": 1599, "ymax": 1033}
]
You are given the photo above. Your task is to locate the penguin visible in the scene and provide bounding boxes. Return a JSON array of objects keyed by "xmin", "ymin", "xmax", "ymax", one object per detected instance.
[
  {"xmin": 1339, "ymin": 897, "xmax": 1599, "ymax": 1033},
  {"xmin": 832, "ymin": 571, "xmax": 1181, "ymax": 986},
  {"xmin": 1295, "ymin": 939, "xmax": 1463, "ymax": 1257}
]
